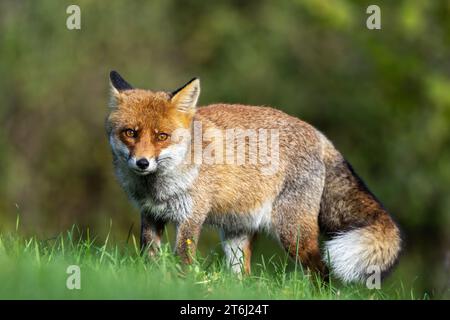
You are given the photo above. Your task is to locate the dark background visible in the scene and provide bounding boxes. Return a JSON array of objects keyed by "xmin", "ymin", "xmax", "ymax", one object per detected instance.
[{"xmin": 0, "ymin": 1, "xmax": 448, "ymax": 298}]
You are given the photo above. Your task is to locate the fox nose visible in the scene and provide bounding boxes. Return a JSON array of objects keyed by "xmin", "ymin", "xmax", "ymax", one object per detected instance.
[{"xmin": 136, "ymin": 158, "xmax": 149, "ymax": 170}]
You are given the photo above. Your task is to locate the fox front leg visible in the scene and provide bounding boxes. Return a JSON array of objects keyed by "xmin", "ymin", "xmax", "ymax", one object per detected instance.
[
  {"xmin": 140, "ymin": 213, "xmax": 165, "ymax": 257},
  {"xmin": 174, "ymin": 219, "xmax": 204, "ymax": 264}
]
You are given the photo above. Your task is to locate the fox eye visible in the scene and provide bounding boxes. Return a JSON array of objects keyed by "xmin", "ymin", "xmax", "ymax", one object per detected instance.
[
  {"xmin": 156, "ymin": 133, "xmax": 169, "ymax": 141},
  {"xmin": 124, "ymin": 129, "xmax": 137, "ymax": 138}
]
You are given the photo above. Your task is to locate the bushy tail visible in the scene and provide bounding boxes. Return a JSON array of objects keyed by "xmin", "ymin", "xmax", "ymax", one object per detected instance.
[{"xmin": 319, "ymin": 137, "xmax": 401, "ymax": 283}]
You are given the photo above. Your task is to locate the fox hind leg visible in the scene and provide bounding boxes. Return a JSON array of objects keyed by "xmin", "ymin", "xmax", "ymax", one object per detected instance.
[
  {"xmin": 275, "ymin": 209, "xmax": 328, "ymax": 279},
  {"xmin": 272, "ymin": 174, "xmax": 329, "ymax": 280},
  {"xmin": 220, "ymin": 230, "xmax": 256, "ymax": 275}
]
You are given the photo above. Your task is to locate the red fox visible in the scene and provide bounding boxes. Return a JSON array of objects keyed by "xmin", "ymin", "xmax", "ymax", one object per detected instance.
[{"xmin": 106, "ymin": 71, "xmax": 401, "ymax": 283}]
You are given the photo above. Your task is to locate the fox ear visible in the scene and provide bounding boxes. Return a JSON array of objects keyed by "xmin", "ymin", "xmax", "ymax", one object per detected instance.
[
  {"xmin": 109, "ymin": 71, "xmax": 133, "ymax": 107},
  {"xmin": 170, "ymin": 78, "xmax": 200, "ymax": 113},
  {"xmin": 109, "ymin": 70, "xmax": 133, "ymax": 95}
]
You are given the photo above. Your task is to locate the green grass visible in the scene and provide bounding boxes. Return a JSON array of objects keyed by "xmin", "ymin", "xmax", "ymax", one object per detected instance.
[{"xmin": 0, "ymin": 225, "xmax": 419, "ymax": 300}]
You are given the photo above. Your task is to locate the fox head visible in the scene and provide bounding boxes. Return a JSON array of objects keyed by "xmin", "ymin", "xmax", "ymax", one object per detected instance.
[{"xmin": 106, "ymin": 71, "xmax": 200, "ymax": 175}]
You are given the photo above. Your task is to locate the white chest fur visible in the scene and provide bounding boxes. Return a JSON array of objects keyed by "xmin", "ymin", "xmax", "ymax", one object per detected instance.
[{"xmin": 117, "ymin": 164, "xmax": 199, "ymax": 223}]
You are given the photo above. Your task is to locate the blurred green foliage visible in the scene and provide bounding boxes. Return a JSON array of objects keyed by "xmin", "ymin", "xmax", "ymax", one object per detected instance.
[{"xmin": 0, "ymin": 0, "xmax": 449, "ymax": 298}]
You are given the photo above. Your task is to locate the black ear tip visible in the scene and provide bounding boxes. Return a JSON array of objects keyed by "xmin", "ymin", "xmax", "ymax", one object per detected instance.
[
  {"xmin": 185, "ymin": 77, "xmax": 200, "ymax": 87},
  {"xmin": 170, "ymin": 77, "xmax": 201, "ymax": 97},
  {"xmin": 109, "ymin": 70, "xmax": 119, "ymax": 81},
  {"xmin": 109, "ymin": 70, "xmax": 133, "ymax": 91}
]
